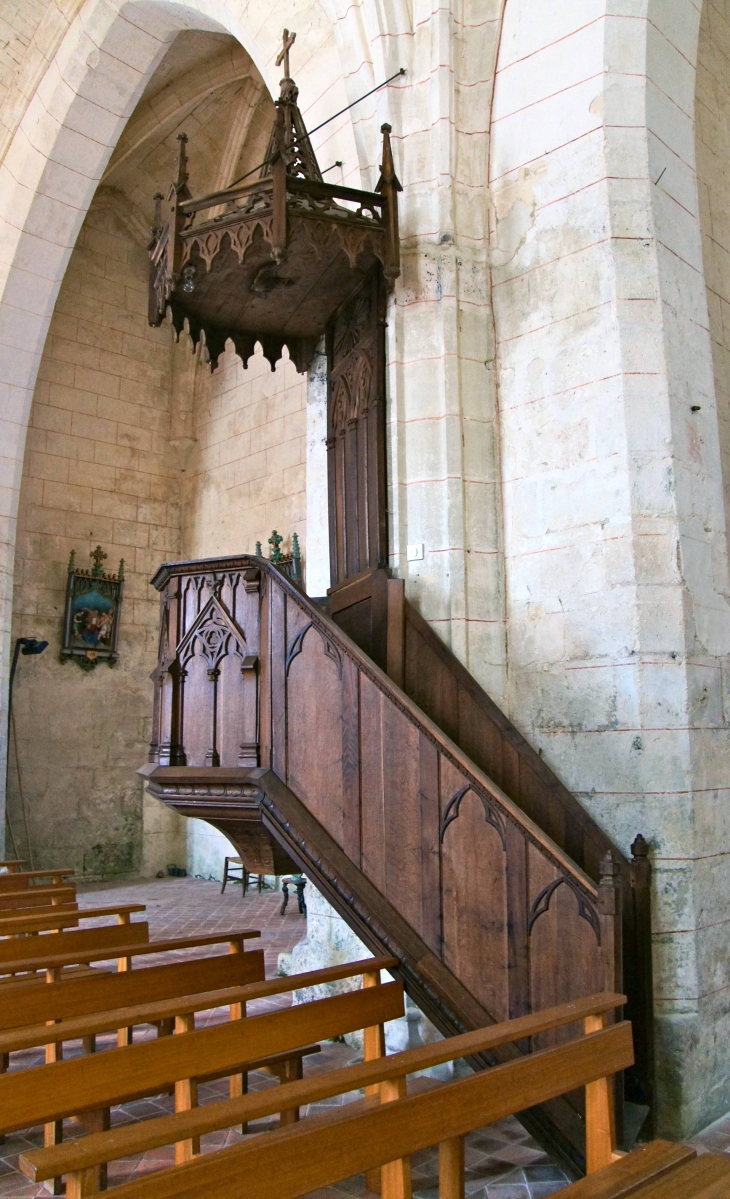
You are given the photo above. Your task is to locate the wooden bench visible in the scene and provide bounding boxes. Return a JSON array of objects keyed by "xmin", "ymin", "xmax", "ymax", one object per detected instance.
[
  {"xmin": 0, "ymin": 949, "xmax": 267, "ymax": 1034},
  {"xmin": 30, "ymin": 996, "xmax": 729, "ymax": 1199},
  {"xmin": 0, "ymin": 884, "xmax": 76, "ymax": 910},
  {"xmin": 0, "ymin": 868, "xmax": 74, "ymax": 889},
  {"xmin": 0, "ymin": 921, "xmax": 149, "ymax": 968},
  {"xmin": 0, "ymin": 860, "xmax": 25, "ymax": 871},
  {"xmin": 0, "ymin": 927, "xmax": 261, "ymax": 983},
  {"xmin": 5, "ymin": 965, "xmax": 403, "ymax": 1193},
  {"xmin": 18, "ymin": 988, "xmax": 619, "ymax": 1199},
  {"xmin": 0, "ymin": 903, "xmax": 146, "ymax": 936},
  {"xmin": 0, "ymin": 954, "xmax": 396, "ymax": 1055}
]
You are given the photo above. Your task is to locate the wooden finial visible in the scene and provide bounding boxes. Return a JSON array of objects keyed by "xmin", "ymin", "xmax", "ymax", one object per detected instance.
[
  {"xmin": 376, "ymin": 123, "xmax": 402, "ymax": 287},
  {"xmin": 631, "ymin": 833, "xmax": 649, "ymax": 859},
  {"xmin": 275, "ymin": 29, "xmax": 296, "ymax": 79},
  {"xmin": 152, "ymin": 191, "xmax": 163, "ymax": 236},
  {"xmin": 175, "ymin": 133, "xmax": 189, "ymax": 190}
]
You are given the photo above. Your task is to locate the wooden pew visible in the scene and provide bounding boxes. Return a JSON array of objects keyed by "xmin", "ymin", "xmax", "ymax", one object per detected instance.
[
  {"xmin": 0, "ymin": 884, "xmax": 76, "ymax": 910},
  {"xmin": 0, "ymin": 955, "xmax": 397, "ymax": 1055},
  {"xmin": 0, "ymin": 927, "xmax": 260, "ymax": 982},
  {"xmin": 0, "ymin": 868, "xmax": 74, "ymax": 890},
  {"xmin": 20, "ymin": 989, "xmax": 623, "ymax": 1199},
  {"xmin": 0, "ymin": 903, "xmax": 146, "ymax": 936},
  {"xmin": 30, "ymin": 1001, "xmax": 730, "ymax": 1199},
  {"xmin": 0, "ymin": 860, "xmax": 25, "ymax": 871},
  {"xmin": 0, "ymin": 921, "xmax": 148, "ymax": 968},
  {"xmin": 0, "ymin": 949, "xmax": 267, "ymax": 1033},
  {"xmin": 4, "ymin": 972, "xmax": 404, "ymax": 1193}
]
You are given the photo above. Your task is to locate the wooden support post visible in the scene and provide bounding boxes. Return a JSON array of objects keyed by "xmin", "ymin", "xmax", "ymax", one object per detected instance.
[
  {"xmin": 66, "ymin": 1166, "xmax": 100, "ymax": 1199},
  {"xmin": 174, "ymin": 1012, "xmax": 199, "ymax": 1162},
  {"xmin": 439, "ymin": 1137, "xmax": 464, "ymax": 1199},
  {"xmin": 117, "ymin": 951, "xmax": 133, "ymax": 1046},
  {"xmin": 380, "ymin": 1077, "xmax": 412, "ymax": 1199},
  {"xmin": 228, "ymin": 939, "xmax": 247, "ymax": 1128},
  {"xmin": 584, "ymin": 1012, "xmax": 616, "ymax": 1173},
  {"xmin": 363, "ymin": 968, "xmax": 386, "ymax": 1194}
]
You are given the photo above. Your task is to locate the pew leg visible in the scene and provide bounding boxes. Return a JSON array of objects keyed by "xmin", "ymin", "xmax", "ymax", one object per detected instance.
[
  {"xmin": 0, "ymin": 1051, "xmax": 7, "ymax": 1145},
  {"xmin": 363, "ymin": 972, "xmax": 386, "ymax": 1197},
  {"xmin": 44, "ymin": 1120, "xmax": 64, "ymax": 1196},
  {"xmin": 82, "ymin": 1034, "xmax": 96, "ymax": 1055},
  {"xmin": 67, "ymin": 1167, "xmax": 100, "ymax": 1199},
  {"xmin": 439, "ymin": 1137, "xmax": 464, "ymax": 1199},
  {"xmin": 157, "ymin": 1018, "xmax": 174, "ymax": 1037},
  {"xmin": 229, "ymin": 1069, "xmax": 248, "ymax": 1133},
  {"xmin": 83, "ymin": 1109, "xmax": 110, "ymax": 1190},
  {"xmin": 584, "ymin": 1013, "xmax": 616, "ymax": 1173},
  {"xmin": 276, "ymin": 1057, "xmax": 302, "ymax": 1126},
  {"xmin": 228, "ymin": 999, "xmax": 247, "ymax": 1132},
  {"xmin": 65, "ymin": 1170, "xmax": 98, "ymax": 1199},
  {"xmin": 174, "ymin": 1078, "xmax": 199, "ymax": 1163},
  {"xmin": 377, "ymin": 1078, "xmax": 412, "ymax": 1199}
]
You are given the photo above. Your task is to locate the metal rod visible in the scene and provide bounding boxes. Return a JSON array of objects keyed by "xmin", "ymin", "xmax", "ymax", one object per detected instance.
[{"xmin": 226, "ymin": 68, "xmax": 406, "ymax": 190}]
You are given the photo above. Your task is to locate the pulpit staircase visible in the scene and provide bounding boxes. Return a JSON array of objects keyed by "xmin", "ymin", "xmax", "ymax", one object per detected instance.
[{"xmin": 141, "ymin": 554, "xmax": 654, "ymax": 1177}]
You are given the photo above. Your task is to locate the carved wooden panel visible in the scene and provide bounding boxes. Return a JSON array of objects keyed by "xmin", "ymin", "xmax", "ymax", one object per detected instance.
[
  {"xmin": 326, "ymin": 268, "xmax": 387, "ymax": 586},
  {"xmin": 149, "ymin": 554, "xmax": 653, "ymax": 1153}
]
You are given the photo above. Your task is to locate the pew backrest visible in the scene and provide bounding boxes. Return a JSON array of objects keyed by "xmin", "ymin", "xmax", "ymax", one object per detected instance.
[
  {"xmin": 0, "ymin": 981, "xmax": 405, "ymax": 1134},
  {"xmin": 0, "ymin": 886, "xmax": 76, "ymax": 910},
  {"xmin": 0, "ymin": 954, "xmax": 398, "ymax": 1054},
  {"xmin": 0, "ymin": 904, "xmax": 146, "ymax": 936},
  {"xmin": 0, "ymin": 869, "xmax": 74, "ymax": 891},
  {"xmin": 0, "ymin": 928, "xmax": 260, "ymax": 976},
  {"xmin": 0, "ymin": 949, "xmax": 266, "ymax": 1030},
  {"xmin": 0, "ymin": 922, "xmax": 148, "ymax": 967}
]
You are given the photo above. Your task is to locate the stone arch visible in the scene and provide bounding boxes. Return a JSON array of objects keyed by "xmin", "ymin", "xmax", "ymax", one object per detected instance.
[{"xmin": 0, "ymin": 0, "xmax": 392, "ymax": 828}]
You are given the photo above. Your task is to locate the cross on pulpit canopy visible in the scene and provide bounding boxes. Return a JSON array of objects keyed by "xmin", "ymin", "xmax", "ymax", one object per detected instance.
[
  {"xmin": 90, "ymin": 545, "xmax": 108, "ymax": 577},
  {"xmin": 276, "ymin": 29, "xmax": 296, "ymax": 78}
]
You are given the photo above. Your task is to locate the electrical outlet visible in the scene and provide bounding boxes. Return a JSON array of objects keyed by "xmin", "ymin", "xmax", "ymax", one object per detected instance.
[{"xmin": 406, "ymin": 543, "xmax": 425, "ymax": 562}]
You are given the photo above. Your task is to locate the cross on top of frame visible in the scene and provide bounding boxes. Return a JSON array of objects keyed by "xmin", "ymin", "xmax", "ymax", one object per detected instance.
[
  {"xmin": 90, "ymin": 545, "xmax": 108, "ymax": 576},
  {"xmin": 276, "ymin": 29, "xmax": 296, "ymax": 78}
]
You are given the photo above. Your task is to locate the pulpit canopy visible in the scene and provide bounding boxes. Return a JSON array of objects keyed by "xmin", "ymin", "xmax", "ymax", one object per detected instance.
[{"xmin": 148, "ymin": 32, "xmax": 401, "ymax": 372}]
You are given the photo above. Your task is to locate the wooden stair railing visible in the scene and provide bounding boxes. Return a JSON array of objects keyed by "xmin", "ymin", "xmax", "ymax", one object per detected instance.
[{"xmin": 143, "ymin": 554, "xmax": 655, "ymax": 1174}]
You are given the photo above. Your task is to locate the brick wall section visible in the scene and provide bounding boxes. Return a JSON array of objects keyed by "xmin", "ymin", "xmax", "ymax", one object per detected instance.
[
  {"xmin": 696, "ymin": 0, "xmax": 730, "ymax": 536},
  {"xmin": 9, "ymin": 199, "xmax": 183, "ymax": 877}
]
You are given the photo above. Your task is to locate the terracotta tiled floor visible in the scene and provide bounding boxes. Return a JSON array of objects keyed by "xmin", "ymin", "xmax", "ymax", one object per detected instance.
[{"xmin": 0, "ymin": 877, "xmax": 589, "ymax": 1197}]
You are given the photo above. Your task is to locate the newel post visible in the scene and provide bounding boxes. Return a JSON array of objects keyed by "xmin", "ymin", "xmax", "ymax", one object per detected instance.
[
  {"xmin": 629, "ymin": 833, "xmax": 655, "ymax": 1135},
  {"xmin": 597, "ymin": 852, "xmax": 623, "ymax": 999},
  {"xmin": 597, "ymin": 851, "xmax": 624, "ymax": 1153}
]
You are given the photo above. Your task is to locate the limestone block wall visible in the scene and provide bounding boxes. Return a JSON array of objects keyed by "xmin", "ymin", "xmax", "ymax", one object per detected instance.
[
  {"xmin": 696, "ymin": 0, "xmax": 730, "ymax": 543},
  {"xmin": 490, "ymin": 0, "xmax": 730, "ymax": 1135},
  {"xmin": 180, "ymin": 342, "xmax": 306, "ymax": 563},
  {"xmin": 9, "ymin": 195, "xmax": 185, "ymax": 877}
]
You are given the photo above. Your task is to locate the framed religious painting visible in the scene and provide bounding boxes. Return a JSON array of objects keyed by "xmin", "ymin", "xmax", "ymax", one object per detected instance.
[{"xmin": 61, "ymin": 546, "xmax": 125, "ymax": 669}]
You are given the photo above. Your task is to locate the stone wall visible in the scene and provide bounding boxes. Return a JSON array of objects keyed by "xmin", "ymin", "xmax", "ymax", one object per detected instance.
[
  {"xmin": 8, "ymin": 193, "xmax": 184, "ymax": 876},
  {"xmin": 697, "ymin": 0, "xmax": 730, "ymax": 539}
]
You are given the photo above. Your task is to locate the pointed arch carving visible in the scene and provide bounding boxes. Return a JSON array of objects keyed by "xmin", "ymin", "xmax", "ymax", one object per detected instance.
[
  {"xmin": 285, "ymin": 620, "xmax": 342, "ymax": 678},
  {"xmin": 527, "ymin": 877, "xmax": 601, "ymax": 945},
  {"xmin": 439, "ymin": 783, "xmax": 506, "ymax": 848}
]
